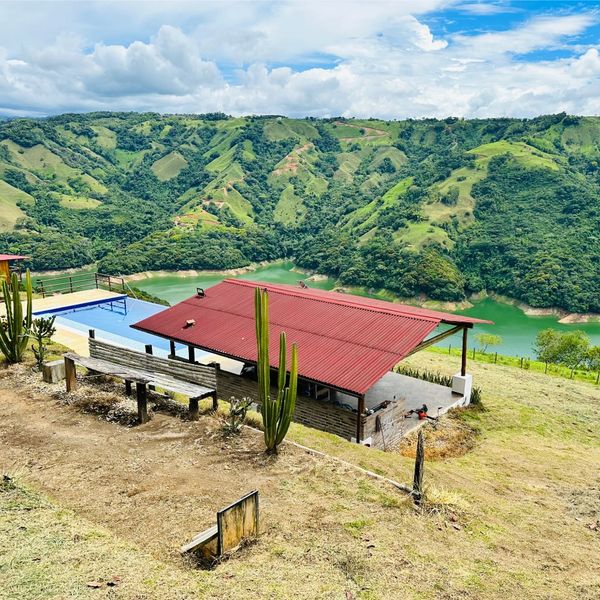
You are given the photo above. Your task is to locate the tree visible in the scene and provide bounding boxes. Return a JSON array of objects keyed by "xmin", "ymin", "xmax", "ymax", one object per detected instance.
[
  {"xmin": 474, "ymin": 332, "xmax": 502, "ymax": 353},
  {"xmin": 586, "ymin": 346, "xmax": 600, "ymax": 383},
  {"xmin": 255, "ymin": 287, "xmax": 298, "ymax": 454},
  {"xmin": 534, "ymin": 328, "xmax": 591, "ymax": 375},
  {"xmin": 555, "ymin": 330, "xmax": 590, "ymax": 374},
  {"xmin": 534, "ymin": 328, "xmax": 561, "ymax": 371}
]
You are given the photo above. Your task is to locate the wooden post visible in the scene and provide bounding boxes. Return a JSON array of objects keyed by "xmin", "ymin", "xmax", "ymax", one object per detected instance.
[
  {"xmin": 64, "ymin": 357, "xmax": 77, "ymax": 392},
  {"xmin": 189, "ymin": 397, "xmax": 199, "ymax": 421},
  {"xmin": 211, "ymin": 390, "xmax": 218, "ymax": 412},
  {"xmin": 88, "ymin": 329, "xmax": 95, "ymax": 339},
  {"xmin": 356, "ymin": 395, "xmax": 365, "ymax": 443},
  {"xmin": 136, "ymin": 382, "xmax": 148, "ymax": 424},
  {"xmin": 461, "ymin": 327, "xmax": 468, "ymax": 377},
  {"xmin": 125, "ymin": 380, "xmax": 132, "ymax": 396},
  {"xmin": 188, "ymin": 345, "xmax": 195, "ymax": 363},
  {"xmin": 413, "ymin": 429, "xmax": 425, "ymax": 506},
  {"xmin": 169, "ymin": 339, "xmax": 176, "ymax": 358},
  {"xmin": 69, "ymin": 276, "xmax": 73, "ymax": 293}
]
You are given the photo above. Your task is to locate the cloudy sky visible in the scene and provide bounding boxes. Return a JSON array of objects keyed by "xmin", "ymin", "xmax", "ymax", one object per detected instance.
[{"xmin": 1, "ymin": 0, "xmax": 600, "ymax": 118}]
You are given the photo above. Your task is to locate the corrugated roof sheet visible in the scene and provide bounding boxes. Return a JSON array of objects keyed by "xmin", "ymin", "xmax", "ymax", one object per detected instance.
[{"xmin": 132, "ymin": 279, "xmax": 492, "ymax": 396}]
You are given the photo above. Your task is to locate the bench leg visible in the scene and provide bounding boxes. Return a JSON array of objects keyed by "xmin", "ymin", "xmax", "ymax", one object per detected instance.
[
  {"xmin": 64, "ymin": 357, "xmax": 77, "ymax": 392},
  {"xmin": 125, "ymin": 380, "xmax": 132, "ymax": 396},
  {"xmin": 211, "ymin": 391, "xmax": 218, "ymax": 412},
  {"xmin": 136, "ymin": 383, "xmax": 148, "ymax": 424},
  {"xmin": 189, "ymin": 397, "xmax": 199, "ymax": 421}
]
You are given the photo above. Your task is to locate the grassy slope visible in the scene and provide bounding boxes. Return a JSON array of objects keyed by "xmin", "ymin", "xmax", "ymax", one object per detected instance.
[
  {"xmin": 0, "ymin": 180, "xmax": 32, "ymax": 230},
  {"xmin": 151, "ymin": 151, "xmax": 188, "ymax": 181},
  {"xmin": 1, "ymin": 349, "xmax": 598, "ymax": 599},
  {"xmin": 424, "ymin": 140, "xmax": 562, "ymax": 228},
  {"xmin": 274, "ymin": 184, "xmax": 306, "ymax": 224}
]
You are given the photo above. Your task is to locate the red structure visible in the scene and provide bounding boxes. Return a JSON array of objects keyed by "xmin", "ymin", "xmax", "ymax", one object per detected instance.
[
  {"xmin": 133, "ymin": 279, "xmax": 490, "ymax": 397},
  {"xmin": 0, "ymin": 254, "xmax": 27, "ymax": 284}
]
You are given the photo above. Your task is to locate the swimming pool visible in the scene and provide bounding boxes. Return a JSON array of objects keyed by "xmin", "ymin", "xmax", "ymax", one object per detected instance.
[{"xmin": 36, "ymin": 297, "xmax": 202, "ymax": 358}]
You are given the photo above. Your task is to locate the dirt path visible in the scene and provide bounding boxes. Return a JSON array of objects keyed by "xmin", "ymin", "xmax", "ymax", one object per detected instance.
[{"xmin": 0, "ymin": 373, "xmax": 326, "ymax": 563}]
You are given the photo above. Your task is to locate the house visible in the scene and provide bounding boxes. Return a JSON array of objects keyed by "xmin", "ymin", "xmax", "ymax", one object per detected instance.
[{"xmin": 132, "ymin": 279, "xmax": 491, "ymax": 448}]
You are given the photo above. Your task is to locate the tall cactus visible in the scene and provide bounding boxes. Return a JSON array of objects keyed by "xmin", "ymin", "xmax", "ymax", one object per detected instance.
[
  {"xmin": 0, "ymin": 270, "xmax": 33, "ymax": 363},
  {"xmin": 255, "ymin": 287, "xmax": 298, "ymax": 454}
]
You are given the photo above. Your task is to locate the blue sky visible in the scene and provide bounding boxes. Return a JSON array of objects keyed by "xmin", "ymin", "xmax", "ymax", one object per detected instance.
[{"xmin": 1, "ymin": 1, "xmax": 599, "ymax": 118}]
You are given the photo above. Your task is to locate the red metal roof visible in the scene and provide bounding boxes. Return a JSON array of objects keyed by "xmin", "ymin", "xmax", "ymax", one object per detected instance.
[
  {"xmin": 132, "ymin": 279, "xmax": 492, "ymax": 396},
  {"xmin": 0, "ymin": 254, "xmax": 27, "ymax": 261}
]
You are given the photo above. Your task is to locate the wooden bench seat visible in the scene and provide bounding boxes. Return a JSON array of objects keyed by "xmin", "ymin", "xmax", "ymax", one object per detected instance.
[{"xmin": 63, "ymin": 338, "xmax": 218, "ymax": 423}]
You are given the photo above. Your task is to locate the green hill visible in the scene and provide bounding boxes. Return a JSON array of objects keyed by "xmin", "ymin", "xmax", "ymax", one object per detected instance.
[{"xmin": 0, "ymin": 112, "xmax": 598, "ymax": 312}]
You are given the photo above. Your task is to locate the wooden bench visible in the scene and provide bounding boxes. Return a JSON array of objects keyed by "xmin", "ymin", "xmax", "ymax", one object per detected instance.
[
  {"xmin": 64, "ymin": 338, "xmax": 217, "ymax": 424},
  {"xmin": 181, "ymin": 490, "xmax": 259, "ymax": 559}
]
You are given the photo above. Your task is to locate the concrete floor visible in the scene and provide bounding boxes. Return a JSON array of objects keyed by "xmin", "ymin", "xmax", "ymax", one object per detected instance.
[{"xmin": 338, "ymin": 371, "xmax": 462, "ymax": 416}]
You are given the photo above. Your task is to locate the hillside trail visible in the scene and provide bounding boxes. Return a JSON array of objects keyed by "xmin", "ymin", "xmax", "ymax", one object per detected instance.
[{"xmin": 0, "ymin": 377, "xmax": 325, "ymax": 563}]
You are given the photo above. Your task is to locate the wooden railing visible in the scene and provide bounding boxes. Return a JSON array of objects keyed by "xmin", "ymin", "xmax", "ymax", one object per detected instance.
[{"xmin": 35, "ymin": 272, "xmax": 126, "ymax": 298}]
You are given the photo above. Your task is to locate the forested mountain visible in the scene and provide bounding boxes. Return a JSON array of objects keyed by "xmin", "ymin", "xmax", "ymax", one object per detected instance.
[{"xmin": 0, "ymin": 112, "xmax": 598, "ymax": 312}]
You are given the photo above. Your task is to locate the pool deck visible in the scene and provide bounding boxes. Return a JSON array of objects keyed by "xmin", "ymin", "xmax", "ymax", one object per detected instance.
[
  {"xmin": 0, "ymin": 290, "xmax": 128, "ymax": 357},
  {"xmin": 31, "ymin": 289, "xmax": 127, "ymax": 315}
]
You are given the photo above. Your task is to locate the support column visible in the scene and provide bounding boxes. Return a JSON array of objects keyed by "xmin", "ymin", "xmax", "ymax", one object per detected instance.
[
  {"xmin": 188, "ymin": 345, "xmax": 195, "ymax": 363},
  {"xmin": 461, "ymin": 327, "xmax": 468, "ymax": 377},
  {"xmin": 356, "ymin": 395, "xmax": 365, "ymax": 443},
  {"xmin": 169, "ymin": 339, "xmax": 176, "ymax": 358}
]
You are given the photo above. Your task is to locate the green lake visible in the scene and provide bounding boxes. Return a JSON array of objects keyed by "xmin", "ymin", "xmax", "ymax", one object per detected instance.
[{"xmin": 131, "ymin": 261, "xmax": 600, "ymax": 358}]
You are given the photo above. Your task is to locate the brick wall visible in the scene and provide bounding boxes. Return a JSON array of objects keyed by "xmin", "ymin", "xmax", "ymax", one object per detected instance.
[{"xmin": 216, "ymin": 369, "xmax": 357, "ymax": 441}]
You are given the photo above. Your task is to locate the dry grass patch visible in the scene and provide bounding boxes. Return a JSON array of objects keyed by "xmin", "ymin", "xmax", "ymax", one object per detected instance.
[{"xmin": 395, "ymin": 410, "xmax": 480, "ymax": 460}]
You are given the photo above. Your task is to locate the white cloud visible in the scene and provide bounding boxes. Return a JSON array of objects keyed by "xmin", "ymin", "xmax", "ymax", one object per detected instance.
[
  {"xmin": 456, "ymin": 3, "xmax": 519, "ymax": 16},
  {"xmin": 0, "ymin": 1, "xmax": 599, "ymax": 118}
]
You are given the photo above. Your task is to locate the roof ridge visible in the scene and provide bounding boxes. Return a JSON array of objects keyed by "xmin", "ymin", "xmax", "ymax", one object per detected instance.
[{"xmin": 220, "ymin": 279, "xmax": 441, "ymax": 323}]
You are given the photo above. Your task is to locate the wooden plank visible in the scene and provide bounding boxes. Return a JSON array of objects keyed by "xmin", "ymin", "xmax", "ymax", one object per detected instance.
[
  {"xmin": 89, "ymin": 339, "xmax": 217, "ymax": 387},
  {"xmin": 217, "ymin": 490, "xmax": 259, "ymax": 556},
  {"xmin": 181, "ymin": 524, "xmax": 218, "ymax": 554}
]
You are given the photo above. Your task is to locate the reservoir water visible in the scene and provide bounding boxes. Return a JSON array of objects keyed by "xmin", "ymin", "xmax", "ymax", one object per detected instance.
[{"xmin": 130, "ymin": 262, "xmax": 600, "ymax": 358}]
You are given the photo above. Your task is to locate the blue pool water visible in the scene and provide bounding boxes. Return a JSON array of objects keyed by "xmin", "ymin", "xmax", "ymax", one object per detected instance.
[{"xmin": 36, "ymin": 297, "xmax": 197, "ymax": 358}]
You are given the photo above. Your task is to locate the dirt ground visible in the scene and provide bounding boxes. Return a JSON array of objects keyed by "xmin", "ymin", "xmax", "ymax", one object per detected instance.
[
  {"xmin": 1, "ymin": 356, "xmax": 600, "ymax": 599},
  {"xmin": 0, "ymin": 367, "xmax": 336, "ymax": 564}
]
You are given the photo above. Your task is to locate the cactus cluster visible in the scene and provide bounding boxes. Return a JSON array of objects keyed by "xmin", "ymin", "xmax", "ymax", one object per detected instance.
[
  {"xmin": 255, "ymin": 287, "xmax": 298, "ymax": 454},
  {"xmin": 0, "ymin": 271, "xmax": 33, "ymax": 364}
]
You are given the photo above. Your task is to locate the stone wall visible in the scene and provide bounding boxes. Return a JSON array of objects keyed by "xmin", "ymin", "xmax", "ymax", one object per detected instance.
[{"xmin": 216, "ymin": 369, "xmax": 357, "ymax": 441}]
